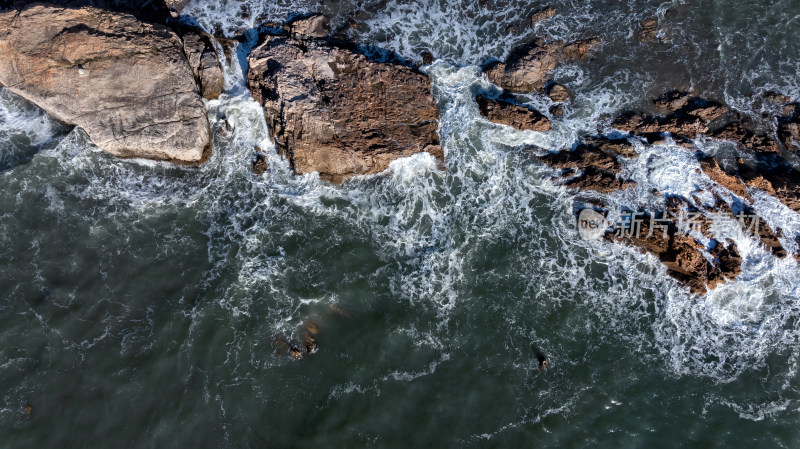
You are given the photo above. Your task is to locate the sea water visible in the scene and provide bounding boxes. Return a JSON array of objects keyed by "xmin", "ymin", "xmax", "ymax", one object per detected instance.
[{"xmin": 1, "ymin": 0, "xmax": 800, "ymax": 447}]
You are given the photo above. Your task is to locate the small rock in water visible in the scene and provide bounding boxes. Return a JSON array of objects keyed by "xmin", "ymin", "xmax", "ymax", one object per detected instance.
[
  {"xmin": 24, "ymin": 403, "xmax": 32, "ymax": 419},
  {"xmin": 530, "ymin": 7, "xmax": 557, "ymax": 26},
  {"xmin": 538, "ymin": 356, "xmax": 548, "ymax": 371},
  {"xmin": 329, "ymin": 303, "xmax": 354, "ymax": 320},
  {"xmin": 252, "ymin": 149, "xmax": 268, "ymax": 175},
  {"xmin": 216, "ymin": 116, "xmax": 232, "ymax": 137},
  {"xmin": 476, "ymin": 95, "xmax": 552, "ymax": 132},
  {"xmin": 285, "ymin": 14, "xmax": 330, "ymax": 39},
  {"xmin": 547, "ymin": 83, "xmax": 572, "ymax": 103},
  {"xmin": 301, "ymin": 332, "xmax": 318, "ymax": 354},
  {"xmin": 289, "ymin": 347, "xmax": 304, "ymax": 360},
  {"xmin": 421, "ymin": 51, "xmax": 435, "ymax": 65}
]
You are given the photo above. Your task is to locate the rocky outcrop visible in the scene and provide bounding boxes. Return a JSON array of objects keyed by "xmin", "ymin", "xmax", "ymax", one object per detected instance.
[
  {"xmin": 611, "ymin": 90, "xmax": 784, "ymax": 155},
  {"xmin": 604, "ymin": 200, "xmax": 743, "ymax": 294},
  {"xmin": 484, "ymin": 37, "xmax": 601, "ymax": 93},
  {"xmin": 182, "ymin": 30, "xmax": 224, "ymax": 100},
  {"xmin": 530, "ymin": 7, "xmax": 556, "ymax": 26},
  {"xmin": 698, "ymin": 156, "xmax": 751, "ymax": 201},
  {"xmin": 708, "ymin": 122, "xmax": 779, "ymax": 154},
  {"xmin": 284, "ymin": 14, "xmax": 330, "ymax": 39},
  {"xmin": 583, "ymin": 136, "xmax": 638, "ymax": 159},
  {"xmin": 0, "ymin": 5, "xmax": 211, "ymax": 164},
  {"xmin": 777, "ymin": 102, "xmax": 800, "ymax": 153},
  {"xmin": 546, "ymin": 83, "xmax": 571, "ymax": 103},
  {"xmin": 476, "ymin": 95, "xmax": 551, "ymax": 132},
  {"xmin": 536, "ymin": 140, "xmax": 637, "ymax": 193},
  {"xmin": 613, "ymin": 91, "xmax": 729, "ymax": 141},
  {"xmin": 246, "ymin": 20, "xmax": 442, "ymax": 183}
]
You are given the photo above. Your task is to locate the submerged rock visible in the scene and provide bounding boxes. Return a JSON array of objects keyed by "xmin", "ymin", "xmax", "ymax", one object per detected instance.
[
  {"xmin": 476, "ymin": 95, "xmax": 551, "ymax": 132},
  {"xmin": 0, "ymin": 5, "xmax": 211, "ymax": 164},
  {"xmin": 252, "ymin": 149, "xmax": 268, "ymax": 175},
  {"xmin": 246, "ymin": 21, "xmax": 442, "ymax": 183},
  {"xmin": 483, "ymin": 37, "xmax": 601, "ymax": 93}
]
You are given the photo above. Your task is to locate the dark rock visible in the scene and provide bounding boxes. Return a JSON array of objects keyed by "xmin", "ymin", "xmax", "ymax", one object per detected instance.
[
  {"xmin": 476, "ymin": 95, "xmax": 551, "ymax": 132},
  {"xmin": 246, "ymin": 33, "xmax": 442, "ymax": 183},
  {"xmin": 710, "ymin": 239, "xmax": 743, "ymax": 280},
  {"xmin": 549, "ymin": 104, "xmax": 564, "ymax": 117},
  {"xmin": 583, "ymin": 136, "xmax": 638, "ymax": 159},
  {"xmin": 653, "ymin": 90, "xmax": 692, "ymax": 111},
  {"xmin": 420, "ymin": 51, "xmax": 435, "ymax": 65},
  {"xmin": 561, "ymin": 166, "xmax": 636, "ymax": 193},
  {"xmin": 540, "ymin": 145, "xmax": 619, "ymax": 173},
  {"xmin": 777, "ymin": 102, "xmax": 800, "ymax": 152},
  {"xmin": 638, "ymin": 18, "xmax": 660, "ymax": 42}
]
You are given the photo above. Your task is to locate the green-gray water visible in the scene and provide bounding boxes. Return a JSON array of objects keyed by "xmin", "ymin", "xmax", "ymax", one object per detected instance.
[{"xmin": 2, "ymin": 0, "xmax": 800, "ymax": 447}]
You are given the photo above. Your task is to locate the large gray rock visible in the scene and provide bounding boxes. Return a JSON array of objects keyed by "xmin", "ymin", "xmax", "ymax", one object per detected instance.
[
  {"xmin": 0, "ymin": 5, "xmax": 211, "ymax": 164},
  {"xmin": 247, "ymin": 29, "xmax": 442, "ymax": 183}
]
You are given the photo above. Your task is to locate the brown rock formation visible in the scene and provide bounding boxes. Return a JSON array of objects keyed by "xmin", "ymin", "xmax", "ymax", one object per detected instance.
[
  {"xmin": 476, "ymin": 95, "xmax": 551, "ymax": 132},
  {"xmin": 612, "ymin": 91, "xmax": 782, "ymax": 156},
  {"xmin": 535, "ymin": 138, "xmax": 638, "ymax": 193},
  {"xmin": 698, "ymin": 156, "xmax": 751, "ymax": 200},
  {"xmin": 540, "ymin": 145, "xmax": 618, "ymax": 172},
  {"xmin": 546, "ymin": 83, "xmax": 572, "ymax": 103},
  {"xmin": 583, "ymin": 136, "xmax": 638, "ymax": 159},
  {"xmin": 562, "ymin": 166, "xmax": 636, "ymax": 193},
  {"xmin": 246, "ymin": 24, "xmax": 442, "ymax": 183},
  {"xmin": 709, "ymin": 122, "xmax": 779, "ymax": 154},
  {"xmin": 738, "ymin": 158, "xmax": 800, "ymax": 214},
  {"xmin": 284, "ymin": 14, "xmax": 330, "ymax": 39},
  {"xmin": 530, "ymin": 7, "xmax": 557, "ymax": 26},
  {"xmin": 484, "ymin": 37, "xmax": 601, "ymax": 93},
  {"xmin": 0, "ymin": 5, "xmax": 211, "ymax": 164},
  {"xmin": 777, "ymin": 102, "xmax": 800, "ymax": 152},
  {"xmin": 605, "ymin": 206, "xmax": 743, "ymax": 294},
  {"xmin": 638, "ymin": 18, "xmax": 660, "ymax": 42},
  {"xmin": 183, "ymin": 30, "xmax": 224, "ymax": 100}
]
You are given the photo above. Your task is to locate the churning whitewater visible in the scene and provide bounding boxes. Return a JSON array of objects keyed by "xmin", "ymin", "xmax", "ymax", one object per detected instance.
[{"xmin": 1, "ymin": 0, "xmax": 800, "ymax": 447}]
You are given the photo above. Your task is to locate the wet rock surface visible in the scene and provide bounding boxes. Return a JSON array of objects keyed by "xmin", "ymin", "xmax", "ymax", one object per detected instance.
[
  {"xmin": 476, "ymin": 95, "xmax": 551, "ymax": 132},
  {"xmin": 0, "ymin": 4, "xmax": 211, "ymax": 164},
  {"xmin": 246, "ymin": 18, "xmax": 442, "ymax": 183}
]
